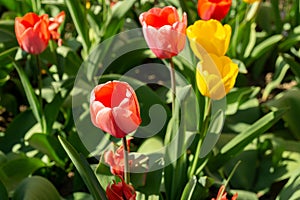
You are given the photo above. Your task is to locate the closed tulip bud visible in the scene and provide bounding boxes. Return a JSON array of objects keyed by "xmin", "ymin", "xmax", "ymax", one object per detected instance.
[
  {"xmin": 139, "ymin": 6, "xmax": 187, "ymax": 59},
  {"xmin": 187, "ymin": 19, "xmax": 231, "ymax": 57},
  {"xmin": 196, "ymin": 53, "xmax": 238, "ymax": 100},
  {"xmin": 198, "ymin": 0, "xmax": 232, "ymax": 21},
  {"xmin": 15, "ymin": 12, "xmax": 50, "ymax": 54}
]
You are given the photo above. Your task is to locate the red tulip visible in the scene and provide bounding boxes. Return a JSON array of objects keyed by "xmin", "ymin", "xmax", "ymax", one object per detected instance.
[
  {"xmin": 106, "ymin": 178, "xmax": 136, "ymax": 200},
  {"xmin": 198, "ymin": 0, "xmax": 232, "ymax": 21},
  {"xmin": 139, "ymin": 6, "xmax": 187, "ymax": 59},
  {"xmin": 49, "ymin": 11, "xmax": 65, "ymax": 45},
  {"xmin": 15, "ymin": 12, "xmax": 50, "ymax": 54},
  {"xmin": 90, "ymin": 81, "xmax": 141, "ymax": 138}
]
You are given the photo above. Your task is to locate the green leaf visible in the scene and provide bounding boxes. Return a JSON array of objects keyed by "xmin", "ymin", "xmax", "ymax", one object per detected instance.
[
  {"xmin": 67, "ymin": 192, "xmax": 93, "ymax": 200},
  {"xmin": 58, "ymin": 136, "xmax": 107, "ymax": 200},
  {"xmin": 0, "ymin": 110, "xmax": 36, "ymax": 153},
  {"xmin": 231, "ymin": 190, "xmax": 258, "ymax": 200},
  {"xmin": 27, "ymin": 134, "xmax": 66, "ymax": 167},
  {"xmin": 103, "ymin": 0, "xmax": 136, "ymax": 39},
  {"xmin": 0, "ymin": 156, "xmax": 45, "ymax": 192},
  {"xmin": 276, "ymin": 170, "xmax": 300, "ymax": 200},
  {"xmin": 180, "ymin": 176, "xmax": 197, "ymax": 200},
  {"xmin": 65, "ymin": 0, "xmax": 90, "ymax": 52},
  {"xmin": 265, "ymin": 88, "xmax": 300, "ymax": 140},
  {"xmin": 200, "ymin": 109, "xmax": 225, "ymax": 158},
  {"xmin": 262, "ymin": 56, "xmax": 290, "ymax": 101},
  {"xmin": 12, "ymin": 176, "xmax": 62, "ymax": 200},
  {"xmin": 0, "ymin": 28, "xmax": 15, "ymax": 43},
  {"xmin": 209, "ymin": 110, "xmax": 285, "ymax": 170},
  {"xmin": 0, "ymin": 47, "xmax": 18, "ymax": 61},
  {"xmin": 12, "ymin": 62, "xmax": 45, "ymax": 132},
  {"xmin": 0, "ymin": 179, "xmax": 8, "ymax": 200},
  {"xmin": 249, "ymin": 34, "xmax": 283, "ymax": 64}
]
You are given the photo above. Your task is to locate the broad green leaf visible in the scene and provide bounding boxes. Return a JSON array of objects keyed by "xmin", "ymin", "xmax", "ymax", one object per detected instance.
[
  {"xmin": 265, "ymin": 89, "xmax": 300, "ymax": 140},
  {"xmin": 0, "ymin": 110, "xmax": 36, "ymax": 153},
  {"xmin": 66, "ymin": 192, "xmax": 93, "ymax": 200},
  {"xmin": 200, "ymin": 109, "xmax": 224, "ymax": 158},
  {"xmin": 284, "ymin": 55, "xmax": 300, "ymax": 79},
  {"xmin": 12, "ymin": 176, "xmax": 62, "ymax": 200},
  {"xmin": 209, "ymin": 110, "xmax": 285, "ymax": 170},
  {"xmin": 12, "ymin": 62, "xmax": 45, "ymax": 132},
  {"xmin": 58, "ymin": 136, "xmax": 107, "ymax": 200},
  {"xmin": 27, "ymin": 134, "xmax": 66, "ymax": 167},
  {"xmin": 0, "ymin": 156, "xmax": 45, "ymax": 192},
  {"xmin": 65, "ymin": 0, "xmax": 90, "ymax": 52}
]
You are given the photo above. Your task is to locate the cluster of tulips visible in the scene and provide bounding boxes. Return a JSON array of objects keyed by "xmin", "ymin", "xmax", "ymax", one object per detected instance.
[{"xmin": 14, "ymin": 0, "xmax": 260, "ymax": 199}]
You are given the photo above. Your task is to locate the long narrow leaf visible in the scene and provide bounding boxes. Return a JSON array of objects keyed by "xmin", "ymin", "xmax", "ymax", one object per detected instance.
[
  {"xmin": 58, "ymin": 136, "xmax": 107, "ymax": 200},
  {"xmin": 12, "ymin": 62, "xmax": 44, "ymax": 130}
]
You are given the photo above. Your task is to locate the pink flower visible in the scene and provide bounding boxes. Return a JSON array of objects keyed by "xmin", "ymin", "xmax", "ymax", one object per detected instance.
[
  {"xmin": 90, "ymin": 81, "xmax": 141, "ymax": 138},
  {"xmin": 104, "ymin": 140, "xmax": 132, "ymax": 177},
  {"xmin": 49, "ymin": 11, "xmax": 65, "ymax": 45},
  {"xmin": 106, "ymin": 178, "xmax": 136, "ymax": 200},
  {"xmin": 139, "ymin": 6, "xmax": 187, "ymax": 59}
]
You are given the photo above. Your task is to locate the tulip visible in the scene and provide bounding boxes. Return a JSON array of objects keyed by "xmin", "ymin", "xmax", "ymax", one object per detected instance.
[
  {"xmin": 49, "ymin": 11, "xmax": 65, "ymax": 45},
  {"xmin": 15, "ymin": 12, "xmax": 50, "ymax": 54},
  {"xmin": 243, "ymin": 0, "xmax": 261, "ymax": 3},
  {"xmin": 90, "ymin": 81, "xmax": 141, "ymax": 138},
  {"xmin": 196, "ymin": 53, "xmax": 238, "ymax": 100},
  {"xmin": 198, "ymin": 0, "xmax": 232, "ymax": 21},
  {"xmin": 106, "ymin": 178, "xmax": 136, "ymax": 200},
  {"xmin": 187, "ymin": 19, "xmax": 231, "ymax": 57},
  {"xmin": 104, "ymin": 140, "xmax": 132, "ymax": 177},
  {"xmin": 211, "ymin": 185, "xmax": 238, "ymax": 200},
  {"xmin": 139, "ymin": 6, "xmax": 187, "ymax": 59}
]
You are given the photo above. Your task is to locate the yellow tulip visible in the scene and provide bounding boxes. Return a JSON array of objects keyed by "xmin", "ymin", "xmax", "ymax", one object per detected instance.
[
  {"xmin": 196, "ymin": 53, "xmax": 238, "ymax": 100},
  {"xmin": 187, "ymin": 19, "xmax": 231, "ymax": 57},
  {"xmin": 243, "ymin": 0, "xmax": 261, "ymax": 4}
]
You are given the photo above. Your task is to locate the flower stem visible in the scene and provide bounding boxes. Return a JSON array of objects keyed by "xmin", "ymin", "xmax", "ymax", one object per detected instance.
[
  {"xmin": 169, "ymin": 58, "xmax": 176, "ymax": 113},
  {"xmin": 122, "ymin": 137, "xmax": 130, "ymax": 184},
  {"xmin": 36, "ymin": 55, "xmax": 46, "ymax": 133}
]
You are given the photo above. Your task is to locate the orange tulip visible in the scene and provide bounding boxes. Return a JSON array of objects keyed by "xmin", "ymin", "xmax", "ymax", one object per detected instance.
[
  {"xmin": 106, "ymin": 178, "xmax": 136, "ymax": 200},
  {"xmin": 139, "ymin": 6, "xmax": 187, "ymax": 59},
  {"xmin": 15, "ymin": 12, "xmax": 50, "ymax": 54},
  {"xmin": 198, "ymin": 0, "xmax": 232, "ymax": 21},
  {"xmin": 90, "ymin": 81, "xmax": 141, "ymax": 138}
]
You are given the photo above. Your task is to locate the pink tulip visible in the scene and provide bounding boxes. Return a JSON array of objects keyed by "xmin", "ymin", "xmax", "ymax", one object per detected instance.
[
  {"xmin": 90, "ymin": 81, "xmax": 141, "ymax": 138},
  {"xmin": 139, "ymin": 6, "xmax": 187, "ymax": 59}
]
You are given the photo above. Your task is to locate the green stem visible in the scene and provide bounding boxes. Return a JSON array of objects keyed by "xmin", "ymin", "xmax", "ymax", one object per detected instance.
[
  {"xmin": 36, "ymin": 55, "xmax": 46, "ymax": 133},
  {"xmin": 188, "ymin": 99, "xmax": 211, "ymax": 178},
  {"xmin": 169, "ymin": 58, "xmax": 176, "ymax": 113},
  {"xmin": 122, "ymin": 137, "xmax": 130, "ymax": 184}
]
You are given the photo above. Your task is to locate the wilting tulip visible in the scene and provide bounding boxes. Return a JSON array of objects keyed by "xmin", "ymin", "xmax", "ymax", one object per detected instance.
[
  {"xmin": 187, "ymin": 19, "xmax": 231, "ymax": 57},
  {"xmin": 106, "ymin": 178, "xmax": 136, "ymax": 200},
  {"xmin": 139, "ymin": 6, "xmax": 187, "ymax": 59},
  {"xmin": 104, "ymin": 141, "xmax": 132, "ymax": 177},
  {"xmin": 15, "ymin": 12, "xmax": 50, "ymax": 54},
  {"xmin": 196, "ymin": 53, "xmax": 238, "ymax": 100},
  {"xmin": 198, "ymin": 0, "xmax": 232, "ymax": 21},
  {"xmin": 211, "ymin": 185, "xmax": 238, "ymax": 200},
  {"xmin": 90, "ymin": 81, "xmax": 141, "ymax": 138},
  {"xmin": 49, "ymin": 11, "xmax": 65, "ymax": 45}
]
